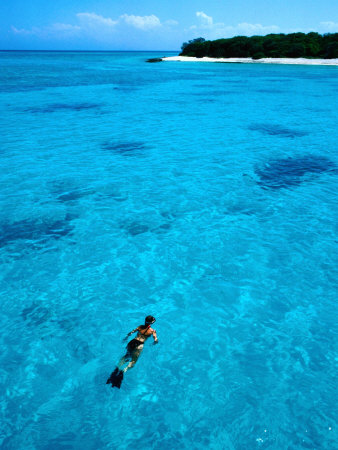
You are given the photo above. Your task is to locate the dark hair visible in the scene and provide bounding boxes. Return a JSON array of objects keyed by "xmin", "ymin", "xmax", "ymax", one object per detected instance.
[{"xmin": 145, "ymin": 315, "xmax": 155, "ymax": 325}]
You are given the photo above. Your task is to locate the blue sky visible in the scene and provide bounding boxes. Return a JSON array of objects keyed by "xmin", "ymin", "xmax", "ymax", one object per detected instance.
[{"xmin": 1, "ymin": 0, "xmax": 338, "ymax": 50}]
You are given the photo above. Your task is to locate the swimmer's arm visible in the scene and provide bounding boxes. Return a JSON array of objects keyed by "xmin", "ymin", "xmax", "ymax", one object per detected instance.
[
  {"xmin": 152, "ymin": 329, "xmax": 158, "ymax": 344},
  {"xmin": 123, "ymin": 327, "xmax": 139, "ymax": 341}
]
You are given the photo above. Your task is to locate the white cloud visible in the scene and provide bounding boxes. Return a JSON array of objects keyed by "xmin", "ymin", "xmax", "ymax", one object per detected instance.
[
  {"xmin": 11, "ymin": 23, "xmax": 80, "ymax": 38},
  {"xmin": 11, "ymin": 12, "xmax": 163, "ymax": 40},
  {"xmin": 120, "ymin": 14, "xmax": 161, "ymax": 30},
  {"xmin": 320, "ymin": 21, "xmax": 338, "ymax": 32},
  {"xmin": 11, "ymin": 26, "xmax": 34, "ymax": 35},
  {"xmin": 190, "ymin": 12, "xmax": 279, "ymax": 38},
  {"xmin": 234, "ymin": 23, "xmax": 280, "ymax": 34},
  {"xmin": 50, "ymin": 23, "xmax": 81, "ymax": 32},
  {"xmin": 76, "ymin": 12, "xmax": 118, "ymax": 28},
  {"xmin": 196, "ymin": 12, "xmax": 213, "ymax": 28},
  {"xmin": 164, "ymin": 19, "xmax": 179, "ymax": 27}
]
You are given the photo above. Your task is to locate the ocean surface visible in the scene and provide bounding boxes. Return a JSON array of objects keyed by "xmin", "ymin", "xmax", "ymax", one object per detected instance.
[{"xmin": 0, "ymin": 51, "xmax": 337, "ymax": 449}]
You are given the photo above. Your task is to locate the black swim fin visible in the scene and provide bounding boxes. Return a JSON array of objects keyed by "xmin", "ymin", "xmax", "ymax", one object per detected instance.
[{"xmin": 106, "ymin": 367, "xmax": 124, "ymax": 389}]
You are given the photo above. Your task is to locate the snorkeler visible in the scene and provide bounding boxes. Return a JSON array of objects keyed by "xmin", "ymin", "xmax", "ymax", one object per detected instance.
[{"xmin": 106, "ymin": 315, "xmax": 158, "ymax": 388}]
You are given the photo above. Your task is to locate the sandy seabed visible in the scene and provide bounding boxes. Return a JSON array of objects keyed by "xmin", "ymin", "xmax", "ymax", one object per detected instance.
[{"xmin": 162, "ymin": 56, "xmax": 338, "ymax": 66}]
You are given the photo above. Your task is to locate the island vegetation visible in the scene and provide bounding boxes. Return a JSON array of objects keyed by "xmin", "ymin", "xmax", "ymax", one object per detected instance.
[{"xmin": 180, "ymin": 33, "xmax": 338, "ymax": 59}]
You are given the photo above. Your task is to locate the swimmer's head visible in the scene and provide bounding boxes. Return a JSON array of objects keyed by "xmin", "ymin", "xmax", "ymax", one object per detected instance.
[{"xmin": 145, "ymin": 315, "xmax": 156, "ymax": 325}]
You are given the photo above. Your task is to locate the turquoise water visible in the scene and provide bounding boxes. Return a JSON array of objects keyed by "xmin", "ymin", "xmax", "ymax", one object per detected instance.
[{"xmin": 0, "ymin": 51, "xmax": 337, "ymax": 449}]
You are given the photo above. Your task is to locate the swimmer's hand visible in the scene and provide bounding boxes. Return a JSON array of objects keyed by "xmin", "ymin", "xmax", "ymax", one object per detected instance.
[{"xmin": 153, "ymin": 340, "xmax": 159, "ymax": 345}]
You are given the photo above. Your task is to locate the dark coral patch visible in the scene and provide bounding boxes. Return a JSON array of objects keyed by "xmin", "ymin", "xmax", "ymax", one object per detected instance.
[
  {"xmin": 249, "ymin": 123, "xmax": 308, "ymax": 138},
  {"xmin": 255, "ymin": 155, "xmax": 337, "ymax": 190},
  {"xmin": 56, "ymin": 188, "xmax": 95, "ymax": 203},
  {"xmin": 50, "ymin": 181, "xmax": 95, "ymax": 203},
  {"xmin": 123, "ymin": 221, "xmax": 172, "ymax": 236},
  {"xmin": 0, "ymin": 215, "xmax": 74, "ymax": 248},
  {"xmin": 124, "ymin": 222, "xmax": 150, "ymax": 236},
  {"xmin": 256, "ymin": 89, "xmax": 284, "ymax": 94},
  {"xmin": 103, "ymin": 191, "xmax": 128, "ymax": 202},
  {"xmin": 189, "ymin": 90, "xmax": 234, "ymax": 96},
  {"xmin": 153, "ymin": 223, "xmax": 172, "ymax": 234},
  {"xmin": 74, "ymin": 341, "xmax": 94, "ymax": 363},
  {"xmin": 101, "ymin": 141, "xmax": 147, "ymax": 155},
  {"xmin": 113, "ymin": 86, "xmax": 137, "ymax": 92},
  {"xmin": 26, "ymin": 103, "xmax": 101, "ymax": 113},
  {"xmin": 21, "ymin": 303, "xmax": 50, "ymax": 326}
]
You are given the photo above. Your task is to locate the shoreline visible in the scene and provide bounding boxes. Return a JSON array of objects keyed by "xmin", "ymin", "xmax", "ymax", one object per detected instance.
[{"xmin": 162, "ymin": 56, "xmax": 338, "ymax": 66}]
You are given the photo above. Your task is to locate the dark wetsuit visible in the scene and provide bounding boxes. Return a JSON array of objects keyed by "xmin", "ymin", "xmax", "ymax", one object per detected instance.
[
  {"xmin": 124, "ymin": 327, "xmax": 149, "ymax": 359},
  {"xmin": 126, "ymin": 338, "xmax": 143, "ymax": 354}
]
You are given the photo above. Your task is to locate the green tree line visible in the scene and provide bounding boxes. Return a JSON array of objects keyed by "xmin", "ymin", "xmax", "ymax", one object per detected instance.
[{"xmin": 180, "ymin": 33, "xmax": 338, "ymax": 59}]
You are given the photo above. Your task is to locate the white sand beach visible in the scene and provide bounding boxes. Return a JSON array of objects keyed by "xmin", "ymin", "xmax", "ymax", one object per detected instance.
[{"xmin": 162, "ymin": 56, "xmax": 338, "ymax": 66}]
